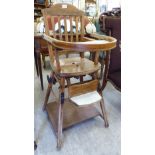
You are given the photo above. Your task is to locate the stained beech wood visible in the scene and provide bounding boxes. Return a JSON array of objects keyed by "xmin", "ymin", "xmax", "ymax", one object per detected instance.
[
  {"xmin": 57, "ymin": 77, "xmax": 65, "ymax": 148},
  {"xmin": 43, "ymin": 34, "xmax": 116, "ymax": 51},
  {"xmin": 64, "ymin": 16, "xmax": 68, "ymax": 42},
  {"xmin": 70, "ymin": 16, "xmax": 73, "ymax": 42},
  {"xmin": 43, "ymin": 3, "xmax": 85, "ymax": 16},
  {"xmin": 42, "ymin": 3, "xmax": 116, "ymax": 149},
  {"xmin": 75, "ymin": 16, "xmax": 79, "ymax": 42},
  {"xmin": 58, "ymin": 16, "xmax": 62, "ymax": 40},
  {"xmin": 46, "ymin": 100, "xmax": 101, "ymax": 132},
  {"xmin": 51, "ymin": 16, "xmax": 55, "ymax": 38},
  {"xmin": 53, "ymin": 57, "xmax": 101, "ymax": 76},
  {"xmin": 43, "ymin": 72, "xmax": 54, "ymax": 110},
  {"xmin": 68, "ymin": 79, "xmax": 98, "ymax": 97},
  {"xmin": 81, "ymin": 16, "xmax": 84, "ymax": 40}
]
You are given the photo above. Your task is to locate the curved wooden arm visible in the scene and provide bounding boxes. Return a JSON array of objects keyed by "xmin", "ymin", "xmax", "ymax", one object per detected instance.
[
  {"xmin": 43, "ymin": 34, "xmax": 117, "ymax": 52},
  {"xmin": 87, "ymin": 33, "xmax": 115, "ymax": 42}
]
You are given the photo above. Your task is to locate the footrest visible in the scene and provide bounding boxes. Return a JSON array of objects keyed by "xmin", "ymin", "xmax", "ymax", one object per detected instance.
[{"xmin": 70, "ymin": 91, "xmax": 102, "ymax": 106}]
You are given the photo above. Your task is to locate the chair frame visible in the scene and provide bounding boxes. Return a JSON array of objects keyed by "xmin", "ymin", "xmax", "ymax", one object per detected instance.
[{"xmin": 41, "ymin": 3, "xmax": 117, "ymax": 149}]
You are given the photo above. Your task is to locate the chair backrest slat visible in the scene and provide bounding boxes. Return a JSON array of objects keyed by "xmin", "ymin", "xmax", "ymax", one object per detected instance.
[
  {"xmin": 70, "ymin": 16, "xmax": 73, "ymax": 42},
  {"xmin": 51, "ymin": 16, "xmax": 56, "ymax": 38},
  {"xmin": 75, "ymin": 16, "xmax": 79, "ymax": 42},
  {"xmin": 64, "ymin": 16, "xmax": 68, "ymax": 42},
  {"xmin": 58, "ymin": 16, "xmax": 62, "ymax": 40},
  {"xmin": 81, "ymin": 16, "xmax": 84, "ymax": 40}
]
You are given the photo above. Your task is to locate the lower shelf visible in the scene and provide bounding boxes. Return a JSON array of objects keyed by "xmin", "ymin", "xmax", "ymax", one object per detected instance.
[{"xmin": 46, "ymin": 100, "xmax": 101, "ymax": 134}]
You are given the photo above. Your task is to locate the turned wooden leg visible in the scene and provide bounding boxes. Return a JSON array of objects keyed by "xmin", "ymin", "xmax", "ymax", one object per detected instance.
[
  {"xmin": 34, "ymin": 48, "xmax": 39, "ymax": 76},
  {"xmin": 80, "ymin": 76, "xmax": 83, "ymax": 83},
  {"xmin": 57, "ymin": 101, "xmax": 64, "ymax": 149},
  {"xmin": 57, "ymin": 78, "xmax": 65, "ymax": 149},
  {"xmin": 98, "ymin": 80, "xmax": 109, "ymax": 127},
  {"xmin": 101, "ymin": 51, "xmax": 110, "ymax": 91},
  {"xmin": 100, "ymin": 98, "xmax": 109, "ymax": 128},
  {"xmin": 100, "ymin": 57, "xmax": 104, "ymax": 79},
  {"xmin": 43, "ymin": 72, "xmax": 54, "ymax": 111},
  {"xmin": 42, "ymin": 54, "xmax": 46, "ymax": 69},
  {"xmin": 37, "ymin": 51, "xmax": 44, "ymax": 90}
]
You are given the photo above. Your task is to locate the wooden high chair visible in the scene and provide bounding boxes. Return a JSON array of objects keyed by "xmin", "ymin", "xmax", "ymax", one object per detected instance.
[{"xmin": 42, "ymin": 3, "xmax": 117, "ymax": 149}]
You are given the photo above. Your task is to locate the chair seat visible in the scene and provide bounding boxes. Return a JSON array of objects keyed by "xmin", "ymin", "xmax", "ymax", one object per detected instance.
[
  {"xmin": 70, "ymin": 91, "xmax": 102, "ymax": 106},
  {"xmin": 54, "ymin": 57, "xmax": 101, "ymax": 76}
]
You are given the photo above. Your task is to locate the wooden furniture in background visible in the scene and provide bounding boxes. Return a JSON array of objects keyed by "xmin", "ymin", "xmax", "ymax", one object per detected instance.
[
  {"xmin": 34, "ymin": 33, "xmax": 44, "ymax": 90},
  {"xmin": 99, "ymin": 15, "xmax": 121, "ymax": 91},
  {"xmin": 34, "ymin": 1, "xmax": 52, "ymax": 90},
  {"xmin": 42, "ymin": 3, "xmax": 116, "ymax": 149},
  {"xmin": 34, "ymin": 33, "xmax": 51, "ymax": 90},
  {"xmin": 34, "ymin": 0, "xmax": 49, "ymax": 20}
]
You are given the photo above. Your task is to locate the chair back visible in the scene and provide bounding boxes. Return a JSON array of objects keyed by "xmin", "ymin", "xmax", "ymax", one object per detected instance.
[
  {"xmin": 42, "ymin": 3, "xmax": 86, "ymax": 64},
  {"xmin": 42, "ymin": 3, "xmax": 85, "ymax": 42}
]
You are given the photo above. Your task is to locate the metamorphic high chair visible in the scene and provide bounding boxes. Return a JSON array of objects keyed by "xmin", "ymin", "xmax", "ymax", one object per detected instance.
[{"xmin": 42, "ymin": 3, "xmax": 117, "ymax": 149}]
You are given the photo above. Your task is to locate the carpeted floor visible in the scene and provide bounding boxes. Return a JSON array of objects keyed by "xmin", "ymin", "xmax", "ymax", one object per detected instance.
[{"xmin": 34, "ymin": 60, "xmax": 121, "ymax": 155}]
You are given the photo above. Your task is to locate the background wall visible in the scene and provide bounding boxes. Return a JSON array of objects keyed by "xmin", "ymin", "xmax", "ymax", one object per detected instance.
[
  {"xmin": 49, "ymin": 0, "xmax": 121, "ymax": 15},
  {"xmin": 50, "ymin": 0, "xmax": 85, "ymax": 11}
]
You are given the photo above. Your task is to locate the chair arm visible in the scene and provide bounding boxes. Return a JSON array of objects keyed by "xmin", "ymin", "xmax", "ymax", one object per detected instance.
[
  {"xmin": 87, "ymin": 33, "xmax": 116, "ymax": 42},
  {"xmin": 43, "ymin": 34, "xmax": 117, "ymax": 52}
]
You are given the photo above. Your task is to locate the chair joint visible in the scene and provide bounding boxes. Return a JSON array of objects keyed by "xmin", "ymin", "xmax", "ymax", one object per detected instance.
[
  {"xmin": 47, "ymin": 75, "xmax": 53, "ymax": 84},
  {"xmin": 61, "ymin": 92, "xmax": 64, "ymax": 104},
  {"xmin": 47, "ymin": 75, "xmax": 56, "ymax": 84}
]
